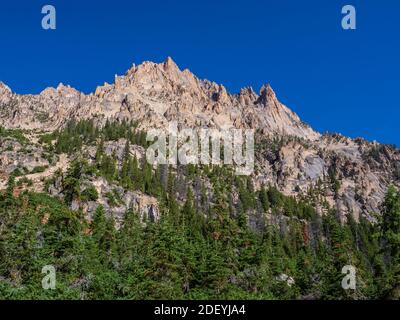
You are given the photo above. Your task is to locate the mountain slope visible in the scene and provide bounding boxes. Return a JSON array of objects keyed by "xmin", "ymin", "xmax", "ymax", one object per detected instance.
[
  {"xmin": 0, "ymin": 57, "xmax": 399, "ymax": 222},
  {"xmin": 0, "ymin": 57, "xmax": 318, "ymax": 139}
]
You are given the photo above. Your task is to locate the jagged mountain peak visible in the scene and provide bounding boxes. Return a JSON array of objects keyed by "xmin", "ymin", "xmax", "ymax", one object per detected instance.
[
  {"xmin": 39, "ymin": 83, "xmax": 81, "ymax": 97},
  {"xmin": 120, "ymin": 57, "xmax": 199, "ymax": 93},
  {"xmin": 0, "ymin": 81, "xmax": 13, "ymax": 108},
  {"xmin": 163, "ymin": 56, "xmax": 180, "ymax": 72},
  {"xmin": 0, "ymin": 57, "xmax": 318, "ymax": 141},
  {"xmin": 0, "ymin": 81, "xmax": 12, "ymax": 95},
  {"xmin": 125, "ymin": 57, "xmax": 181, "ymax": 76},
  {"xmin": 260, "ymin": 83, "xmax": 276, "ymax": 99},
  {"xmin": 256, "ymin": 83, "xmax": 278, "ymax": 106}
]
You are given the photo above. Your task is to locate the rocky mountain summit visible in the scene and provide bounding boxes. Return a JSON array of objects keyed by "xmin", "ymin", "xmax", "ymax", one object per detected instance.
[
  {"xmin": 0, "ymin": 57, "xmax": 319, "ymax": 139},
  {"xmin": 0, "ymin": 57, "xmax": 399, "ymax": 222}
]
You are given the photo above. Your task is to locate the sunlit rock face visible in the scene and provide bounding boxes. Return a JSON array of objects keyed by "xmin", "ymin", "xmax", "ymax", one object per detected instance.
[{"xmin": 0, "ymin": 57, "xmax": 399, "ymax": 222}]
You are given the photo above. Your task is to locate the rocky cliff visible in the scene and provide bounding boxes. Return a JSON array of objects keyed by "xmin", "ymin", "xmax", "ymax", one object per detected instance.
[{"xmin": 0, "ymin": 57, "xmax": 399, "ymax": 222}]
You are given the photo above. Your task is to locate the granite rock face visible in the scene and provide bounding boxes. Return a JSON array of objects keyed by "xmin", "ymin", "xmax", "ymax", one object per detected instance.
[
  {"xmin": 0, "ymin": 58, "xmax": 319, "ymax": 139},
  {"xmin": 0, "ymin": 57, "xmax": 399, "ymax": 222}
]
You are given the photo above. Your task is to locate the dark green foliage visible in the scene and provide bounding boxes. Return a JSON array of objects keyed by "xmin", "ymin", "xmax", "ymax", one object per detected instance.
[
  {"xmin": 0, "ymin": 126, "xmax": 28, "ymax": 145},
  {"xmin": 31, "ymin": 166, "xmax": 47, "ymax": 174},
  {"xmin": 50, "ymin": 119, "xmax": 148, "ymax": 155},
  {"xmin": 259, "ymin": 186, "xmax": 270, "ymax": 212},
  {"xmin": 61, "ymin": 158, "xmax": 93, "ymax": 205},
  {"xmin": 0, "ymin": 182, "xmax": 398, "ymax": 299},
  {"xmin": 1, "ymin": 130, "xmax": 399, "ymax": 300},
  {"xmin": 81, "ymin": 184, "xmax": 99, "ymax": 202},
  {"xmin": 376, "ymin": 186, "xmax": 400, "ymax": 299}
]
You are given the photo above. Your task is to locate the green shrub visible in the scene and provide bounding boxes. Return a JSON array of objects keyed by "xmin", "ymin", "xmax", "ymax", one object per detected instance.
[
  {"xmin": 31, "ymin": 166, "xmax": 47, "ymax": 174},
  {"xmin": 81, "ymin": 184, "xmax": 99, "ymax": 202}
]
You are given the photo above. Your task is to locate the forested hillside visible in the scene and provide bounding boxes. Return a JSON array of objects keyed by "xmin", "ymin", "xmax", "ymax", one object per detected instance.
[{"xmin": 0, "ymin": 120, "xmax": 399, "ymax": 299}]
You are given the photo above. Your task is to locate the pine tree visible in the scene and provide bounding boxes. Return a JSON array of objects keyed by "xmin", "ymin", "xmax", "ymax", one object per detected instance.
[
  {"xmin": 129, "ymin": 155, "xmax": 142, "ymax": 191},
  {"xmin": 92, "ymin": 206, "xmax": 107, "ymax": 244},
  {"xmin": 378, "ymin": 186, "xmax": 400, "ymax": 299},
  {"xmin": 120, "ymin": 140, "xmax": 132, "ymax": 188},
  {"xmin": 95, "ymin": 137, "xmax": 104, "ymax": 165},
  {"xmin": 91, "ymin": 205, "xmax": 116, "ymax": 265},
  {"xmin": 62, "ymin": 159, "xmax": 83, "ymax": 205},
  {"xmin": 6, "ymin": 175, "xmax": 15, "ymax": 199},
  {"xmin": 259, "ymin": 186, "xmax": 270, "ymax": 212},
  {"xmin": 381, "ymin": 186, "xmax": 400, "ymax": 258}
]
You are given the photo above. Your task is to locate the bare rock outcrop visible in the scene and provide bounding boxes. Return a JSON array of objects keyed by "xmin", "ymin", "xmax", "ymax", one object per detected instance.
[{"xmin": 1, "ymin": 57, "xmax": 399, "ymax": 222}]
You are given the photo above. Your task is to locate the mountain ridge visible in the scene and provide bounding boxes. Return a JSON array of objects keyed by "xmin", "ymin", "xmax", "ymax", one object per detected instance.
[
  {"xmin": 0, "ymin": 57, "xmax": 319, "ymax": 140},
  {"xmin": 0, "ymin": 57, "xmax": 399, "ymax": 223}
]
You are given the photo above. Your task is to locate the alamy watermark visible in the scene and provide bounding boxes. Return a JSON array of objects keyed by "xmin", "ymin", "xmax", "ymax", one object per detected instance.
[
  {"xmin": 341, "ymin": 265, "xmax": 356, "ymax": 290},
  {"xmin": 40, "ymin": 5, "xmax": 356, "ymax": 31},
  {"xmin": 93, "ymin": 83, "xmax": 256, "ymax": 176},
  {"xmin": 41, "ymin": 5, "xmax": 56, "ymax": 30},
  {"xmin": 42, "ymin": 265, "xmax": 56, "ymax": 290},
  {"xmin": 146, "ymin": 122, "xmax": 254, "ymax": 176},
  {"xmin": 342, "ymin": 5, "xmax": 356, "ymax": 30}
]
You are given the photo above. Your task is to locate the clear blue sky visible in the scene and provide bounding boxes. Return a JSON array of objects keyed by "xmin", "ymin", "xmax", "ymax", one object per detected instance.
[{"xmin": 0, "ymin": 0, "xmax": 399, "ymax": 145}]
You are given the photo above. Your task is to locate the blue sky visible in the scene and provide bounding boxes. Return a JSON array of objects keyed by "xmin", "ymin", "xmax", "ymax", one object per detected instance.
[{"xmin": 0, "ymin": 0, "xmax": 399, "ymax": 145}]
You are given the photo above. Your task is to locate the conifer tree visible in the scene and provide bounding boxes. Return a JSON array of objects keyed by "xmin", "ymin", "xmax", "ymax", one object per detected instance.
[{"xmin": 378, "ymin": 186, "xmax": 400, "ymax": 299}]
